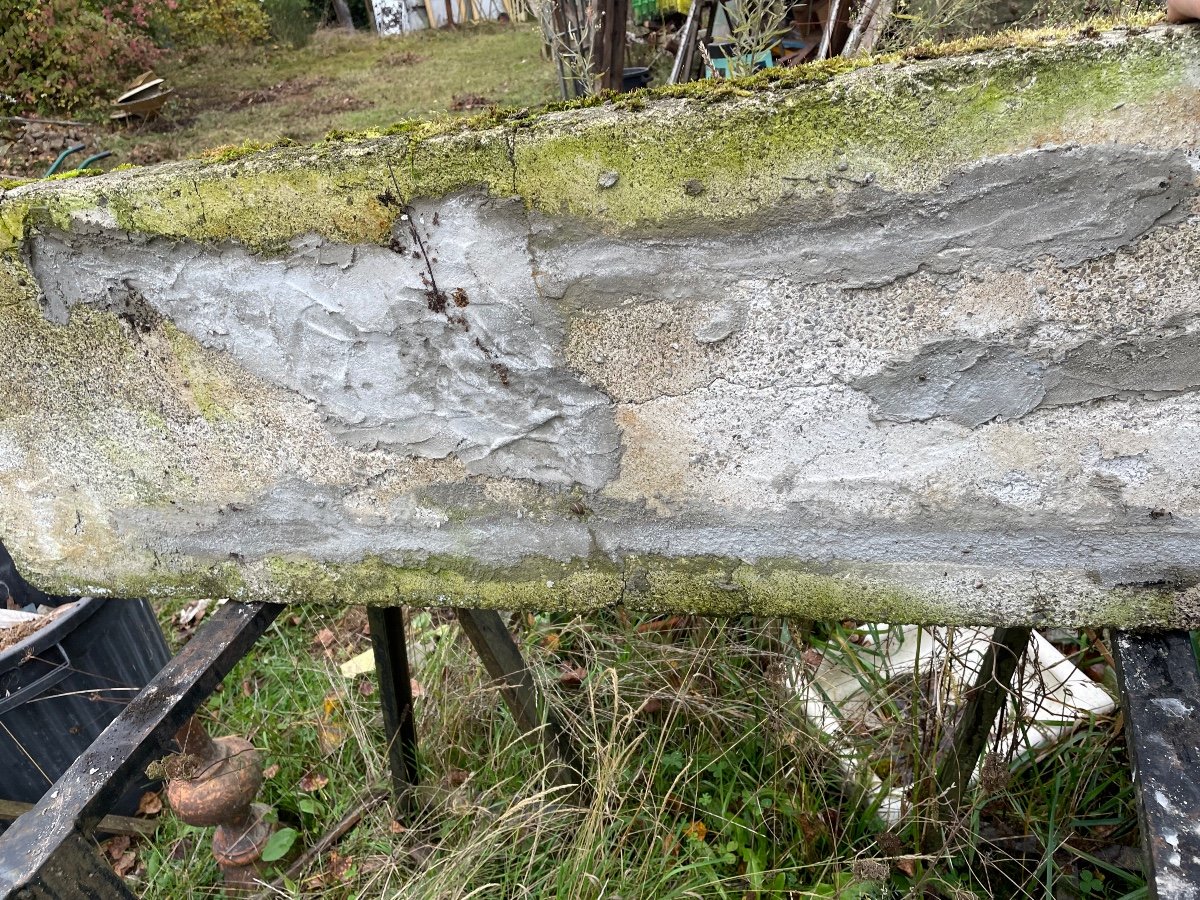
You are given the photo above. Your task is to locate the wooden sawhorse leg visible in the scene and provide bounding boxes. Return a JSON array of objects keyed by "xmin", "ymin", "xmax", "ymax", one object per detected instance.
[{"xmin": 455, "ymin": 609, "xmax": 581, "ymax": 793}]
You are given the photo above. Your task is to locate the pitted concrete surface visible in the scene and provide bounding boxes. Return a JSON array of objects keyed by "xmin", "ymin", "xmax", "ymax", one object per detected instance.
[{"xmin": 3, "ymin": 27, "xmax": 1200, "ymax": 624}]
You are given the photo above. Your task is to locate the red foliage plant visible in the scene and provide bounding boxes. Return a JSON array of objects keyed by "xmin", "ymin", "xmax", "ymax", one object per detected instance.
[{"xmin": 0, "ymin": 0, "xmax": 172, "ymax": 114}]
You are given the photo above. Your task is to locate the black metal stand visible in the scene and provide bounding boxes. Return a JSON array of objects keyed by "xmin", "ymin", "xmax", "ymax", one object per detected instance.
[
  {"xmin": 1113, "ymin": 630, "xmax": 1200, "ymax": 900},
  {"xmin": 367, "ymin": 607, "xmax": 419, "ymax": 797},
  {"xmin": 0, "ymin": 594, "xmax": 576, "ymax": 899},
  {"xmin": 0, "ymin": 601, "xmax": 282, "ymax": 899}
]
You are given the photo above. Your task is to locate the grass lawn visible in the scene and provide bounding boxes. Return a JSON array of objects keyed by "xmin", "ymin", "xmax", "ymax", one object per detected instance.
[{"xmin": 2, "ymin": 23, "xmax": 557, "ymax": 177}]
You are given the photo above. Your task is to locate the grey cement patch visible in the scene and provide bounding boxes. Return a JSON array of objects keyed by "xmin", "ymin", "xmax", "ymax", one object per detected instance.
[
  {"xmin": 28, "ymin": 195, "xmax": 621, "ymax": 489},
  {"xmin": 856, "ymin": 329, "xmax": 1200, "ymax": 426},
  {"xmin": 532, "ymin": 145, "xmax": 1194, "ymax": 305}
]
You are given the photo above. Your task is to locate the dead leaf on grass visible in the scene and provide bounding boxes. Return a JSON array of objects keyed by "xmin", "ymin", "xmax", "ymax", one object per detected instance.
[
  {"xmin": 105, "ymin": 835, "xmax": 131, "ymax": 860},
  {"xmin": 377, "ymin": 50, "xmax": 425, "ymax": 68},
  {"xmin": 328, "ymin": 850, "xmax": 354, "ymax": 880},
  {"xmin": 314, "ymin": 627, "xmax": 337, "ymax": 650},
  {"xmin": 113, "ymin": 850, "xmax": 138, "ymax": 878},
  {"xmin": 318, "ymin": 692, "xmax": 347, "ymax": 754},
  {"xmin": 298, "ymin": 771, "xmax": 329, "ymax": 792},
  {"xmin": 176, "ymin": 599, "xmax": 210, "ymax": 631},
  {"xmin": 558, "ymin": 664, "xmax": 587, "ymax": 689}
]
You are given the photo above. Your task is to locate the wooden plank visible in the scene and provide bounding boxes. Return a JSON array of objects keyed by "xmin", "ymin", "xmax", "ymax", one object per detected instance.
[
  {"xmin": 0, "ymin": 601, "xmax": 281, "ymax": 898},
  {"xmin": 454, "ymin": 609, "xmax": 581, "ymax": 791},
  {"xmin": 1114, "ymin": 631, "xmax": 1200, "ymax": 900},
  {"xmin": 367, "ymin": 607, "xmax": 419, "ymax": 799},
  {"xmin": 0, "ymin": 801, "xmax": 157, "ymax": 839}
]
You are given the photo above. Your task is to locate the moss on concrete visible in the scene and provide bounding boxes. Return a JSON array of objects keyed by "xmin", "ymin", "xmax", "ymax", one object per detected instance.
[
  {"xmin": 21, "ymin": 550, "xmax": 1177, "ymax": 627},
  {"xmin": 0, "ymin": 26, "xmax": 1193, "ymax": 252}
]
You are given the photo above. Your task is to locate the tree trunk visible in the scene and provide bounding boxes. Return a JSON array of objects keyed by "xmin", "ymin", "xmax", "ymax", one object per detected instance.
[
  {"xmin": 591, "ymin": 0, "xmax": 628, "ymax": 93},
  {"xmin": 332, "ymin": 0, "xmax": 356, "ymax": 30}
]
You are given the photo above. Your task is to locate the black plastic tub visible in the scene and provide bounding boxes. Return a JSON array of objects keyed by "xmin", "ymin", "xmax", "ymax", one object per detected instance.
[
  {"xmin": 622, "ymin": 66, "xmax": 652, "ymax": 91},
  {"xmin": 0, "ymin": 594, "xmax": 171, "ymax": 815}
]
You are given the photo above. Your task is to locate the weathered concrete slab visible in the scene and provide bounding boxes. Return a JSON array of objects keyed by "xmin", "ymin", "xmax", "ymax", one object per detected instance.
[{"xmin": 2, "ymin": 26, "xmax": 1200, "ymax": 625}]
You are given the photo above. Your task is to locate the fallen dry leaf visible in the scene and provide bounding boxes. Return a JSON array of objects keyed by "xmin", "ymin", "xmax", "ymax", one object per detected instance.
[
  {"xmin": 635, "ymin": 696, "xmax": 663, "ymax": 716},
  {"xmin": 176, "ymin": 599, "xmax": 210, "ymax": 629},
  {"xmin": 318, "ymin": 692, "xmax": 346, "ymax": 754},
  {"xmin": 298, "ymin": 771, "xmax": 329, "ymax": 792},
  {"xmin": 136, "ymin": 791, "xmax": 163, "ymax": 817},
  {"xmin": 105, "ymin": 835, "xmax": 131, "ymax": 860},
  {"xmin": 314, "ymin": 627, "xmax": 337, "ymax": 650},
  {"xmin": 113, "ymin": 850, "xmax": 138, "ymax": 878},
  {"xmin": 328, "ymin": 850, "xmax": 354, "ymax": 880},
  {"xmin": 558, "ymin": 664, "xmax": 587, "ymax": 689}
]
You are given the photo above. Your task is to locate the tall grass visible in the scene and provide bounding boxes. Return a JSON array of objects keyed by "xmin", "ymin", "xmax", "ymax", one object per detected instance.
[{"xmin": 136, "ymin": 609, "xmax": 1141, "ymax": 898}]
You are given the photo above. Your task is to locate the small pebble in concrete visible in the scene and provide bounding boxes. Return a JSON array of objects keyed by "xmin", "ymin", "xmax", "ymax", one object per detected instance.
[
  {"xmin": 597, "ymin": 171, "xmax": 619, "ymax": 189},
  {"xmin": 683, "ymin": 178, "xmax": 705, "ymax": 197}
]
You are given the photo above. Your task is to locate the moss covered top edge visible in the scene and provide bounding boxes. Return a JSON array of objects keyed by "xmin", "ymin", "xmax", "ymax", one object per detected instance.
[{"xmin": 0, "ymin": 22, "xmax": 1194, "ymax": 249}]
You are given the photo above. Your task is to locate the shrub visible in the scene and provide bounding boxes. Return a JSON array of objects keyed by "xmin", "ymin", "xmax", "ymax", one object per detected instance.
[
  {"xmin": 263, "ymin": 0, "xmax": 318, "ymax": 47},
  {"xmin": 0, "ymin": 0, "xmax": 273, "ymax": 115},
  {"xmin": 0, "ymin": 0, "xmax": 167, "ymax": 114},
  {"xmin": 154, "ymin": 0, "xmax": 271, "ymax": 48}
]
